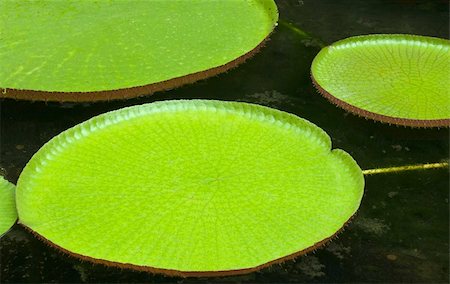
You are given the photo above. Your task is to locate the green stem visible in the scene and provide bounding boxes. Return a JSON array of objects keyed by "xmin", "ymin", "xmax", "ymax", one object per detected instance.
[
  {"xmin": 362, "ymin": 162, "xmax": 449, "ymax": 175},
  {"xmin": 278, "ymin": 19, "xmax": 326, "ymax": 48}
]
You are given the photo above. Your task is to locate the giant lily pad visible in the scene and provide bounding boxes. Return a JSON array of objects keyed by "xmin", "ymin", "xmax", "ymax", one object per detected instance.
[
  {"xmin": 0, "ymin": 177, "xmax": 17, "ymax": 236},
  {"xmin": 16, "ymin": 100, "xmax": 364, "ymax": 276},
  {"xmin": 0, "ymin": 0, "xmax": 278, "ymax": 101},
  {"xmin": 311, "ymin": 34, "xmax": 450, "ymax": 127}
]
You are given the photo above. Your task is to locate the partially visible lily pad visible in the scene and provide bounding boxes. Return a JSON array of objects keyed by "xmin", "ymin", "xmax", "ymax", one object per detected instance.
[
  {"xmin": 311, "ymin": 34, "xmax": 450, "ymax": 127},
  {"xmin": 16, "ymin": 100, "xmax": 364, "ymax": 276},
  {"xmin": 0, "ymin": 0, "xmax": 278, "ymax": 101},
  {"xmin": 0, "ymin": 177, "xmax": 17, "ymax": 236}
]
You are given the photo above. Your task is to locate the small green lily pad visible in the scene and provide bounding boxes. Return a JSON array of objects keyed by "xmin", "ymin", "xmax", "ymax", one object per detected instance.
[
  {"xmin": 0, "ymin": 177, "xmax": 17, "ymax": 236},
  {"xmin": 17, "ymin": 100, "xmax": 364, "ymax": 276},
  {"xmin": 0, "ymin": 0, "xmax": 278, "ymax": 101},
  {"xmin": 311, "ymin": 34, "xmax": 450, "ymax": 127}
]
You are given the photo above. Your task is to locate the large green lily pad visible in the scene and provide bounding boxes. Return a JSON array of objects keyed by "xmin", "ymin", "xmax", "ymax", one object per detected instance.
[
  {"xmin": 311, "ymin": 34, "xmax": 450, "ymax": 127},
  {"xmin": 0, "ymin": 177, "xmax": 17, "ymax": 236},
  {"xmin": 0, "ymin": 0, "xmax": 277, "ymax": 101},
  {"xmin": 16, "ymin": 100, "xmax": 364, "ymax": 276}
]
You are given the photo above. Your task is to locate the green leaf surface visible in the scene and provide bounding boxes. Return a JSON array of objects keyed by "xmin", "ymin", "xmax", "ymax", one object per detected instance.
[
  {"xmin": 0, "ymin": 0, "xmax": 278, "ymax": 101},
  {"xmin": 311, "ymin": 34, "xmax": 450, "ymax": 127},
  {"xmin": 16, "ymin": 100, "xmax": 364, "ymax": 276},
  {"xmin": 0, "ymin": 177, "xmax": 17, "ymax": 236}
]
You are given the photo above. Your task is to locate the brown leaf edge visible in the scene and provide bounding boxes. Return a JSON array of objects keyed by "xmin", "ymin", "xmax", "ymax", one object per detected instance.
[
  {"xmin": 19, "ymin": 214, "xmax": 355, "ymax": 278},
  {"xmin": 0, "ymin": 33, "xmax": 273, "ymax": 103},
  {"xmin": 311, "ymin": 74, "xmax": 450, "ymax": 128}
]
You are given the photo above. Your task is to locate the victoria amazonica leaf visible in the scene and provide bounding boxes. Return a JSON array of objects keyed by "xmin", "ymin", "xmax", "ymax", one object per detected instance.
[
  {"xmin": 311, "ymin": 34, "xmax": 450, "ymax": 127},
  {"xmin": 16, "ymin": 100, "xmax": 364, "ymax": 276},
  {"xmin": 0, "ymin": 0, "xmax": 278, "ymax": 101},
  {"xmin": 0, "ymin": 177, "xmax": 17, "ymax": 236}
]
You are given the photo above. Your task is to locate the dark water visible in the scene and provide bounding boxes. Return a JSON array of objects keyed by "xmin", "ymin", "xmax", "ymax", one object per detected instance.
[{"xmin": 1, "ymin": 0, "xmax": 449, "ymax": 283}]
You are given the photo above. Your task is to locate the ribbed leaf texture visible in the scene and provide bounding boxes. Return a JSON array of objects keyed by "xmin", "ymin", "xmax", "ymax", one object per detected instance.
[
  {"xmin": 311, "ymin": 34, "xmax": 450, "ymax": 127},
  {"xmin": 17, "ymin": 100, "xmax": 364, "ymax": 276}
]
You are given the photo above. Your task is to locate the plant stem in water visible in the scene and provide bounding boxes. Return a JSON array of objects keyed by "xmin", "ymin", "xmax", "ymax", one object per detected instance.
[{"xmin": 362, "ymin": 162, "xmax": 449, "ymax": 175}]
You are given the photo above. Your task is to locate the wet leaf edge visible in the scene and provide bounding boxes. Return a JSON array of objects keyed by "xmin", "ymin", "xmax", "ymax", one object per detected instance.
[
  {"xmin": 311, "ymin": 74, "xmax": 450, "ymax": 128},
  {"xmin": 21, "ymin": 215, "xmax": 357, "ymax": 277}
]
